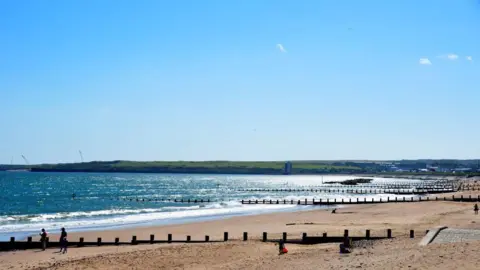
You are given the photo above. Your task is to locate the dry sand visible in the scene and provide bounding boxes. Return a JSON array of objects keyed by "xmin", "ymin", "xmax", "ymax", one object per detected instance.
[{"xmin": 1, "ymin": 193, "xmax": 480, "ymax": 270}]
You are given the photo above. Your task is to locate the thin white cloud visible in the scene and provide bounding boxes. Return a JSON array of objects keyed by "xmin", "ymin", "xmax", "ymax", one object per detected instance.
[
  {"xmin": 466, "ymin": 56, "xmax": 473, "ymax": 61},
  {"xmin": 419, "ymin": 58, "xmax": 432, "ymax": 65},
  {"xmin": 276, "ymin": 44, "xmax": 286, "ymax": 53},
  {"xmin": 447, "ymin": 53, "xmax": 459, "ymax": 60},
  {"xmin": 438, "ymin": 53, "xmax": 459, "ymax": 60}
]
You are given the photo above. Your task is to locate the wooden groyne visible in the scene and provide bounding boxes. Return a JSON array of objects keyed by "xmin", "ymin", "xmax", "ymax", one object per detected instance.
[
  {"xmin": 0, "ymin": 228, "xmax": 428, "ymax": 252},
  {"xmin": 240, "ymin": 194, "xmax": 480, "ymax": 205},
  {"xmin": 111, "ymin": 194, "xmax": 480, "ymax": 205},
  {"xmin": 243, "ymin": 183, "xmax": 456, "ymax": 190},
  {"xmin": 236, "ymin": 188, "xmax": 454, "ymax": 194}
]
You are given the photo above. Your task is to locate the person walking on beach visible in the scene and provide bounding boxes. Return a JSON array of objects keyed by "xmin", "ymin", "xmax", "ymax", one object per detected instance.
[
  {"xmin": 59, "ymin": 227, "xmax": 68, "ymax": 254},
  {"xmin": 474, "ymin": 204, "xmax": 479, "ymax": 215},
  {"xmin": 39, "ymin": 228, "xmax": 47, "ymax": 251}
]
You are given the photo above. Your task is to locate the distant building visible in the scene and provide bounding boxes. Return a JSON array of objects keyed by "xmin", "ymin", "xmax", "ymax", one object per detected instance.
[{"xmin": 284, "ymin": 161, "xmax": 292, "ymax": 175}]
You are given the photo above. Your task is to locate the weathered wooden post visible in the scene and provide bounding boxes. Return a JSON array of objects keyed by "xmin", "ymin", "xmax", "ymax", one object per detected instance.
[
  {"xmin": 304, "ymin": 198, "xmax": 307, "ymax": 205},
  {"xmin": 366, "ymin": 230, "xmax": 370, "ymax": 239},
  {"xmin": 132, "ymin": 236, "xmax": 137, "ymax": 245},
  {"xmin": 323, "ymin": 232, "xmax": 327, "ymax": 238},
  {"xmin": 10, "ymin": 237, "xmax": 15, "ymax": 250},
  {"xmin": 387, "ymin": 229, "xmax": 392, "ymax": 238},
  {"xmin": 150, "ymin": 234, "xmax": 155, "ymax": 244},
  {"xmin": 302, "ymin": 233, "xmax": 307, "ymax": 242},
  {"xmin": 168, "ymin": 234, "xmax": 172, "ymax": 243},
  {"xmin": 410, "ymin": 230, "xmax": 414, "ymax": 238},
  {"xmin": 224, "ymin": 232, "xmax": 228, "ymax": 241},
  {"xmin": 97, "ymin": 237, "xmax": 101, "ymax": 246},
  {"xmin": 243, "ymin": 232, "xmax": 248, "ymax": 241},
  {"xmin": 187, "ymin": 236, "xmax": 191, "ymax": 242},
  {"xmin": 205, "ymin": 235, "xmax": 209, "ymax": 242},
  {"xmin": 27, "ymin": 236, "xmax": 32, "ymax": 249},
  {"xmin": 263, "ymin": 232, "xmax": 267, "ymax": 242},
  {"xmin": 283, "ymin": 232, "xmax": 287, "ymax": 242},
  {"xmin": 115, "ymin": 238, "xmax": 119, "ymax": 245},
  {"xmin": 79, "ymin": 237, "xmax": 84, "ymax": 247}
]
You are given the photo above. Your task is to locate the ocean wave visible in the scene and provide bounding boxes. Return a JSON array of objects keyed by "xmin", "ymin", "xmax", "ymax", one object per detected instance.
[
  {"xmin": 0, "ymin": 201, "xmax": 302, "ymax": 234},
  {"xmin": 0, "ymin": 208, "xmax": 166, "ymax": 223}
]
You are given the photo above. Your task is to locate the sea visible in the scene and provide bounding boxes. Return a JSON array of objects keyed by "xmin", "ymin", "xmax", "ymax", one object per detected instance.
[{"xmin": 0, "ymin": 172, "xmax": 420, "ymax": 241}]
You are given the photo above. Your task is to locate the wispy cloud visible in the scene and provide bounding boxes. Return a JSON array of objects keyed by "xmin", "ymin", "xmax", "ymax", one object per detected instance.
[
  {"xmin": 438, "ymin": 53, "xmax": 459, "ymax": 60},
  {"xmin": 276, "ymin": 44, "xmax": 286, "ymax": 53},
  {"xmin": 419, "ymin": 58, "xmax": 432, "ymax": 65},
  {"xmin": 466, "ymin": 56, "xmax": 473, "ymax": 61}
]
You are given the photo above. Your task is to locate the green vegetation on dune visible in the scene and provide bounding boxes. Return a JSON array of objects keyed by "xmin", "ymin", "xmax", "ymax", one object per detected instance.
[
  {"xmin": 1, "ymin": 159, "xmax": 479, "ymax": 176},
  {"xmin": 11, "ymin": 160, "xmax": 363, "ymax": 174}
]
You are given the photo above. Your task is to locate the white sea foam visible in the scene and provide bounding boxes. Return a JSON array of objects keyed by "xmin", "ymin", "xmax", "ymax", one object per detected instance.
[{"xmin": 0, "ymin": 201, "xmax": 302, "ymax": 234}]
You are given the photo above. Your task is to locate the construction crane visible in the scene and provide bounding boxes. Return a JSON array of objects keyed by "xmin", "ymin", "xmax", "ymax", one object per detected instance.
[
  {"xmin": 79, "ymin": 150, "xmax": 84, "ymax": 163},
  {"xmin": 21, "ymin": 155, "xmax": 29, "ymax": 165}
]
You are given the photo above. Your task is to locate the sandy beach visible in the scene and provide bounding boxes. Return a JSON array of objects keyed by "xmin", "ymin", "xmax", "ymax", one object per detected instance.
[{"xmin": 1, "ymin": 188, "xmax": 480, "ymax": 270}]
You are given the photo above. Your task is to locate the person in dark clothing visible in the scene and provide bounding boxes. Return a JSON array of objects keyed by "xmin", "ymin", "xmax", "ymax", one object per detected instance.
[
  {"xmin": 475, "ymin": 204, "xmax": 479, "ymax": 215},
  {"xmin": 39, "ymin": 229, "xmax": 47, "ymax": 251},
  {"xmin": 59, "ymin": 228, "xmax": 68, "ymax": 254}
]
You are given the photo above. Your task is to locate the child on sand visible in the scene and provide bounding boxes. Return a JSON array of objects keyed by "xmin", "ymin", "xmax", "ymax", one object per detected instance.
[{"xmin": 474, "ymin": 204, "xmax": 479, "ymax": 215}]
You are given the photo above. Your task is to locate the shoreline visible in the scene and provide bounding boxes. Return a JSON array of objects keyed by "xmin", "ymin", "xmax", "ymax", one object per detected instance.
[
  {"xmin": 36, "ymin": 197, "xmax": 475, "ymax": 243},
  {"xmin": 1, "ymin": 204, "xmax": 323, "ymax": 242},
  {"xmin": 2, "ymin": 198, "xmax": 480, "ymax": 269}
]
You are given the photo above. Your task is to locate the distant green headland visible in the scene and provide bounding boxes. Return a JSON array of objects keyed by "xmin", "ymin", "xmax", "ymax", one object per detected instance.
[{"xmin": 1, "ymin": 160, "xmax": 479, "ymax": 176}]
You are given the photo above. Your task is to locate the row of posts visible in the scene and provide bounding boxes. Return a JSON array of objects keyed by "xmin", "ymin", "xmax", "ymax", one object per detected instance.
[
  {"xmin": 241, "ymin": 195, "xmax": 480, "ymax": 205},
  {"xmin": 240, "ymin": 188, "xmax": 452, "ymax": 193},
  {"xmin": 8, "ymin": 228, "xmax": 426, "ymax": 248}
]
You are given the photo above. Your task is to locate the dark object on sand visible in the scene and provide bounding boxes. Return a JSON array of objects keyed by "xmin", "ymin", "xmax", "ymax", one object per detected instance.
[
  {"xmin": 331, "ymin": 208, "xmax": 337, "ymax": 214},
  {"xmin": 278, "ymin": 240, "xmax": 288, "ymax": 254},
  {"xmin": 339, "ymin": 243, "xmax": 350, "ymax": 253}
]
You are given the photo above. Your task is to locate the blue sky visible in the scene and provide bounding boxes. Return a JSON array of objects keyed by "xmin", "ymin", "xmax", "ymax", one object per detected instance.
[{"xmin": 1, "ymin": 0, "xmax": 479, "ymax": 164}]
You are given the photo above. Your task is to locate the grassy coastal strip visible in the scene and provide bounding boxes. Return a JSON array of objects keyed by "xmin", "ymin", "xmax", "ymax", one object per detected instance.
[
  {"xmin": 1, "ymin": 161, "xmax": 361, "ymax": 174},
  {"xmin": 1, "ymin": 160, "xmax": 479, "ymax": 176}
]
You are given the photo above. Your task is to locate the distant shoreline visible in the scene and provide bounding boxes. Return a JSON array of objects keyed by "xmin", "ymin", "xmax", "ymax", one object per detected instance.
[
  {"xmin": 1, "ymin": 160, "xmax": 479, "ymax": 177},
  {"xmin": 3, "ymin": 169, "xmax": 476, "ymax": 179}
]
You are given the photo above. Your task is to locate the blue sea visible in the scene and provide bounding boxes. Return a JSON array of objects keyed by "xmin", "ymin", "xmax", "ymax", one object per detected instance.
[{"xmin": 0, "ymin": 172, "xmax": 419, "ymax": 241}]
